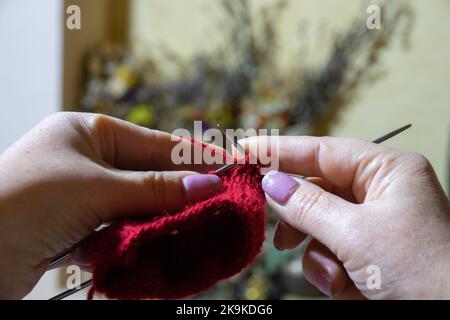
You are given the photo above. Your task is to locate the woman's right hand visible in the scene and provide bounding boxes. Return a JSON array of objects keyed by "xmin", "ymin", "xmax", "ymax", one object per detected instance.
[{"xmin": 245, "ymin": 136, "xmax": 450, "ymax": 299}]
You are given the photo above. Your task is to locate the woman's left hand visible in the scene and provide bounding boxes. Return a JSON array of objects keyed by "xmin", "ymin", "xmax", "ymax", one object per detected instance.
[{"xmin": 0, "ymin": 112, "xmax": 223, "ymax": 299}]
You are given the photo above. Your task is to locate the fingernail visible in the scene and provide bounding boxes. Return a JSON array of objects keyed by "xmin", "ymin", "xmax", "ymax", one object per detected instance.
[
  {"xmin": 313, "ymin": 271, "xmax": 333, "ymax": 297},
  {"xmin": 183, "ymin": 174, "xmax": 223, "ymax": 203},
  {"xmin": 273, "ymin": 221, "xmax": 285, "ymax": 251},
  {"xmin": 262, "ymin": 171, "xmax": 299, "ymax": 204}
]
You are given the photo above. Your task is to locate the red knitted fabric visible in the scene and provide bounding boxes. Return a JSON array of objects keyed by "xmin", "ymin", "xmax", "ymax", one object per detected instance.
[{"xmin": 85, "ymin": 141, "xmax": 266, "ymax": 300}]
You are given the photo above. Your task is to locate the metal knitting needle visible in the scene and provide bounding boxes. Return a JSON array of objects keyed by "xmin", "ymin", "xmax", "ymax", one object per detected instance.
[
  {"xmin": 48, "ymin": 124, "xmax": 411, "ymax": 300},
  {"xmin": 372, "ymin": 124, "xmax": 412, "ymax": 144},
  {"xmin": 217, "ymin": 125, "xmax": 247, "ymax": 156},
  {"xmin": 215, "ymin": 163, "xmax": 239, "ymax": 174},
  {"xmin": 47, "ymin": 251, "xmax": 72, "ymax": 270},
  {"xmin": 215, "ymin": 124, "xmax": 248, "ymax": 174},
  {"xmin": 217, "ymin": 124, "xmax": 413, "ymax": 173},
  {"xmin": 49, "ymin": 279, "xmax": 93, "ymax": 300}
]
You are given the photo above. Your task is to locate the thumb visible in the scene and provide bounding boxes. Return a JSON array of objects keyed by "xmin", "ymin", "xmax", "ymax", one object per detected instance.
[
  {"xmin": 262, "ymin": 171, "xmax": 356, "ymax": 255},
  {"xmin": 99, "ymin": 171, "xmax": 224, "ymax": 221}
]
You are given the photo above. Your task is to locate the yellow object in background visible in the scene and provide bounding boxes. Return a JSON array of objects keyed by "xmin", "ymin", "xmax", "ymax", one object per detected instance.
[{"xmin": 126, "ymin": 105, "xmax": 156, "ymax": 128}]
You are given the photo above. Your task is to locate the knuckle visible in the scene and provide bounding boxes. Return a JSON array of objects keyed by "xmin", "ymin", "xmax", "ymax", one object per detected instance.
[
  {"xmin": 85, "ymin": 114, "xmax": 117, "ymax": 164},
  {"xmin": 87, "ymin": 113, "xmax": 111, "ymax": 131},
  {"xmin": 41, "ymin": 112, "xmax": 93, "ymax": 132},
  {"xmin": 142, "ymin": 171, "xmax": 168, "ymax": 206},
  {"xmin": 41, "ymin": 112, "xmax": 71, "ymax": 125},
  {"xmin": 36, "ymin": 112, "xmax": 88, "ymax": 139},
  {"xmin": 410, "ymin": 152, "xmax": 431, "ymax": 168},
  {"xmin": 85, "ymin": 114, "xmax": 114, "ymax": 141},
  {"xmin": 402, "ymin": 152, "xmax": 433, "ymax": 172},
  {"xmin": 290, "ymin": 189, "xmax": 328, "ymax": 228}
]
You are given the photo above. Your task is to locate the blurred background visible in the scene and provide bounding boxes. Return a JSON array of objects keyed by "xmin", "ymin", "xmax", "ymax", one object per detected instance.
[{"xmin": 0, "ymin": 0, "xmax": 449, "ymax": 300}]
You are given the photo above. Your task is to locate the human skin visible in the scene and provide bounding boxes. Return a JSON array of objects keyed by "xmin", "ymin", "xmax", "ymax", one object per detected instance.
[
  {"xmin": 243, "ymin": 136, "xmax": 450, "ymax": 299},
  {"xmin": 1, "ymin": 113, "xmax": 449, "ymax": 300},
  {"xmin": 0, "ymin": 112, "xmax": 223, "ymax": 299}
]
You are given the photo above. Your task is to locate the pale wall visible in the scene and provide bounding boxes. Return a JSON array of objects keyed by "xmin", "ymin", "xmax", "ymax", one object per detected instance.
[
  {"xmin": 0, "ymin": 0, "xmax": 62, "ymax": 153},
  {"xmin": 130, "ymin": 0, "xmax": 450, "ymax": 193}
]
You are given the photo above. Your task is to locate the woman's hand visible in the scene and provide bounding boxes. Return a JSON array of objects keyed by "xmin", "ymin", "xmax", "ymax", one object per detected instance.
[
  {"xmin": 0, "ymin": 112, "xmax": 223, "ymax": 299},
  {"xmin": 244, "ymin": 136, "xmax": 450, "ymax": 299}
]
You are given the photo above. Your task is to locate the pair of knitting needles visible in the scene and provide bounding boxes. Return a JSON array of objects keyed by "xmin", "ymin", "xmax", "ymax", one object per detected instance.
[
  {"xmin": 48, "ymin": 123, "xmax": 411, "ymax": 300},
  {"xmin": 216, "ymin": 123, "xmax": 413, "ymax": 173}
]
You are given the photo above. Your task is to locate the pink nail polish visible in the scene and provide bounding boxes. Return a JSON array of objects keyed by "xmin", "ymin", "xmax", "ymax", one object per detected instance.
[
  {"xmin": 273, "ymin": 221, "xmax": 286, "ymax": 251},
  {"xmin": 182, "ymin": 174, "xmax": 223, "ymax": 203},
  {"xmin": 273, "ymin": 222, "xmax": 285, "ymax": 251},
  {"xmin": 262, "ymin": 171, "xmax": 299, "ymax": 204}
]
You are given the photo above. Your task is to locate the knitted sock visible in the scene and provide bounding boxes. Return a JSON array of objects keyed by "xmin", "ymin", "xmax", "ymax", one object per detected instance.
[{"xmin": 85, "ymin": 140, "xmax": 266, "ymax": 300}]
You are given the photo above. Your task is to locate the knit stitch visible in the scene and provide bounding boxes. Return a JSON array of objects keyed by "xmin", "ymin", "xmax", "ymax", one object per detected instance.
[{"xmin": 86, "ymin": 140, "xmax": 266, "ymax": 300}]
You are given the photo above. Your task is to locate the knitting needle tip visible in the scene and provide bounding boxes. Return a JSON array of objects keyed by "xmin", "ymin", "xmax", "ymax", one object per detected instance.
[
  {"xmin": 372, "ymin": 124, "xmax": 412, "ymax": 144},
  {"xmin": 217, "ymin": 124, "xmax": 247, "ymax": 156}
]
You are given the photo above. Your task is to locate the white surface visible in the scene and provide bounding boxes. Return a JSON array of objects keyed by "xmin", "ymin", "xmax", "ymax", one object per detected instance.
[{"xmin": 0, "ymin": 0, "xmax": 62, "ymax": 153}]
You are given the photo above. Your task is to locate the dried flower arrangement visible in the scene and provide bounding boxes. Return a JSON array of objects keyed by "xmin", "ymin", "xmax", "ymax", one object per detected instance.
[{"xmin": 80, "ymin": 0, "xmax": 413, "ymax": 137}]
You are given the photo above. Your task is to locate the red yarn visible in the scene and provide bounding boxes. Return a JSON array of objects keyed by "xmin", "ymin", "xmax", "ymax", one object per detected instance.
[{"xmin": 86, "ymin": 139, "xmax": 266, "ymax": 300}]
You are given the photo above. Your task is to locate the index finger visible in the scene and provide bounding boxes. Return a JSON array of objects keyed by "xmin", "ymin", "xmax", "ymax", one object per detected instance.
[
  {"xmin": 241, "ymin": 136, "xmax": 401, "ymax": 203},
  {"xmin": 81, "ymin": 114, "xmax": 223, "ymax": 173}
]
